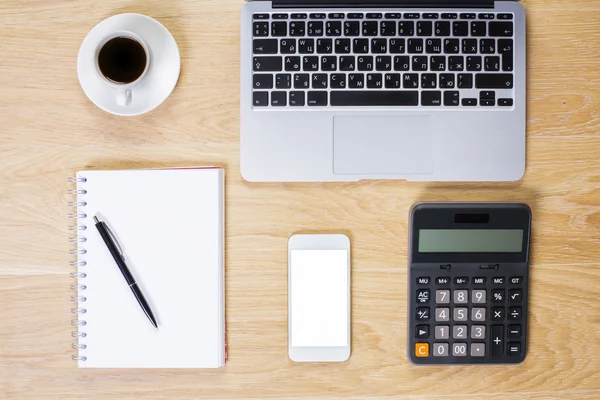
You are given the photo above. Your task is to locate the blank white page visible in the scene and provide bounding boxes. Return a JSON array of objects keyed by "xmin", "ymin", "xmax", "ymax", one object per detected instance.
[{"xmin": 74, "ymin": 168, "xmax": 224, "ymax": 368}]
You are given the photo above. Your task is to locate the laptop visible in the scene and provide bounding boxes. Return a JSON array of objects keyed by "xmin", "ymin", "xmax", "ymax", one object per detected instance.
[{"xmin": 240, "ymin": 1, "xmax": 526, "ymax": 182}]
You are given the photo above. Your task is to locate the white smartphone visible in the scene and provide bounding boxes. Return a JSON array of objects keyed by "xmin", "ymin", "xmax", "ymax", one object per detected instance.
[{"xmin": 288, "ymin": 234, "xmax": 351, "ymax": 362}]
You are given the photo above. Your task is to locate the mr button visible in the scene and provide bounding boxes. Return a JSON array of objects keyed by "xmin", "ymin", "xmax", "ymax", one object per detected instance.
[{"xmin": 415, "ymin": 343, "xmax": 429, "ymax": 357}]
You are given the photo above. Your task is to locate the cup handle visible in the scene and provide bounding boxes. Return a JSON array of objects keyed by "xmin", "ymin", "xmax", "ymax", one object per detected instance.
[{"xmin": 116, "ymin": 89, "xmax": 132, "ymax": 106}]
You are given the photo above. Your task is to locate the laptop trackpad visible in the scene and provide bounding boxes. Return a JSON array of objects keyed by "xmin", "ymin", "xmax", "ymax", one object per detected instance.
[{"xmin": 333, "ymin": 115, "xmax": 434, "ymax": 175}]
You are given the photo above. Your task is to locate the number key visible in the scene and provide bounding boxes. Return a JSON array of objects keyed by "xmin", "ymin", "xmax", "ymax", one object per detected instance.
[
  {"xmin": 471, "ymin": 325, "xmax": 486, "ymax": 339},
  {"xmin": 454, "ymin": 307, "xmax": 468, "ymax": 321},
  {"xmin": 436, "ymin": 307, "xmax": 450, "ymax": 322},
  {"xmin": 454, "ymin": 290, "xmax": 468, "ymax": 304},
  {"xmin": 435, "ymin": 325, "xmax": 449, "ymax": 339},
  {"xmin": 453, "ymin": 325, "xmax": 467, "ymax": 339},
  {"xmin": 436, "ymin": 289, "xmax": 450, "ymax": 304},
  {"xmin": 472, "ymin": 307, "xmax": 486, "ymax": 322},
  {"xmin": 433, "ymin": 343, "xmax": 449, "ymax": 357},
  {"xmin": 472, "ymin": 289, "xmax": 486, "ymax": 304},
  {"xmin": 453, "ymin": 343, "xmax": 467, "ymax": 357}
]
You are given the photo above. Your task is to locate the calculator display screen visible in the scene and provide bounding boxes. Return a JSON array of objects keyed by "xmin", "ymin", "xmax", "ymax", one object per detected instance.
[{"xmin": 418, "ymin": 229, "xmax": 524, "ymax": 253}]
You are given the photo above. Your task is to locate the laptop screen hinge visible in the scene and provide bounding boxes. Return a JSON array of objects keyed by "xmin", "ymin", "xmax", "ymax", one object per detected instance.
[{"xmin": 272, "ymin": 0, "xmax": 496, "ymax": 9}]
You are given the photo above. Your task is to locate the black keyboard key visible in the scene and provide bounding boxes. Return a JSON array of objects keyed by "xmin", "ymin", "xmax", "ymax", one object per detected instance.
[
  {"xmin": 463, "ymin": 39, "xmax": 478, "ymax": 54},
  {"xmin": 412, "ymin": 56, "xmax": 428, "ymax": 71},
  {"xmin": 353, "ymin": 38, "xmax": 369, "ymax": 54},
  {"xmin": 509, "ymin": 307, "xmax": 522, "ymax": 320},
  {"xmin": 339, "ymin": 56, "xmax": 356, "ymax": 71},
  {"xmin": 326, "ymin": 21, "xmax": 342, "ymax": 36},
  {"xmin": 490, "ymin": 22, "xmax": 514, "ymax": 37},
  {"xmin": 471, "ymin": 21, "xmax": 487, "ymax": 37},
  {"xmin": 344, "ymin": 21, "xmax": 360, "ymax": 36},
  {"xmin": 253, "ymin": 22, "xmax": 269, "ymax": 37},
  {"xmin": 253, "ymin": 74, "xmax": 273, "ymax": 89},
  {"xmin": 403, "ymin": 73, "xmax": 419, "ymax": 88},
  {"xmin": 375, "ymin": 56, "xmax": 392, "ymax": 71},
  {"xmin": 426, "ymin": 38, "xmax": 442, "ymax": 54},
  {"xmin": 421, "ymin": 91, "xmax": 442, "ymax": 106},
  {"xmin": 404, "ymin": 13, "xmax": 420, "ymax": 19},
  {"xmin": 460, "ymin": 13, "xmax": 476, "ymax": 19},
  {"xmin": 481, "ymin": 98, "xmax": 495, "ymax": 106},
  {"xmin": 458, "ymin": 73, "xmax": 473, "ymax": 88},
  {"xmin": 309, "ymin": 13, "xmax": 326, "ymax": 19},
  {"xmin": 435, "ymin": 21, "xmax": 451, "ymax": 36},
  {"xmin": 253, "ymin": 39, "xmax": 278, "ymax": 54},
  {"xmin": 394, "ymin": 56, "xmax": 410, "ymax": 71},
  {"xmin": 509, "ymin": 289, "xmax": 522, "ymax": 303},
  {"xmin": 253, "ymin": 13, "xmax": 269, "ymax": 20},
  {"xmin": 335, "ymin": 39, "xmax": 351, "ymax": 54},
  {"xmin": 398, "ymin": 21, "xmax": 414, "ymax": 36},
  {"xmin": 294, "ymin": 73, "xmax": 309, "ymax": 89},
  {"xmin": 508, "ymin": 325, "xmax": 521, "ymax": 338},
  {"xmin": 275, "ymin": 73, "xmax": 291, "ymax": 89},
  {"xmin": 430, "ymin": 56, "xmax": 446, "ymax": 71},
  {"xmin": 442, "ymin": 13, "xmax": 458, "ymax": 19},
  {"xmin": 510, "ymin": 277, "xmax": 523, "ymax": 285},
  {"xmin": 280, "ymin": 39, "xmax": 297, "ymax": 54},
  {"xmin": 423, "ymin": 13, "xmax": 439, "ymax": 19},
  {"xmin": 453, "ymin": 21, "xmax": 469, "ymax": 36},
  {"xmin": 491, "ymin": 307, "xmax": 504, "ymax": 320},
  {"xmin": 291, "ymin": 13, "xmax": 307, "ymax": 20},
  {"xmin": 253, "ymin": 91, "xmax": 268, "ymax": 106},
  {"xmin": 385, "ymin": 13, "xmax": 402, "ymax": 19},
  {"xmin": 367, "ymin": 13, "xmax": 383, "ymax": 19},
  {"xmin": 271, "ymin": 91, "xmax": 287, "ymax": 107},
  {"xmin": 331, "ymin": 91, "xmax": 419, "ymax": 106},
  {"xmin": 444, "ymin": 38, "xmax": 460, "ymax": 54},
  {"xmin": 329, "ymin": 13, "xmax": 345, "ymax": 19},
  {"xmin": 481, "ymin": 38, "xmax": 496, "ymax": 54},
  {"xmin": 421, "ymin": 73, "xmax": 437, "ymax": 89},
  {"xmin": 499, "ymin": 98, "xmax": 514, "ymax": 106},
  {"xmin": 408, "ymin": 38, "xmax": 424, "ymax": 54},
  {"xmin": 308, "ymin": 21, "xmax": 324, "ymax": 36},
  {"xmin": 385, "ymin": 73, "xmax": 401, "ymax": 88},
  {"xmin": 312, "ymin": 73, "xmax": 328, "ymax": 89},
  {"xmin": 272, "ymin": 13, "xmax": 288, "ymax": 20},
  {"xmin": 302, "ymin": 56, "xmax": 319, "ymax": 71},
  {"xmin": 476, "ymin": 73, "xmax": 514, "ymax": 89},
  {"xmin": 485, "ymin": 56, "xmax": 501, "ymax": 71},
  {"xmin": 307, "ymin": 91, "xmax": 328, "ymax": 106},
  {"xmin": 372, "ymin": 38, "xmax": 387, "ymax": 54},
  {"xmin": 390, "ymin": 38, "xmax": 406, "ymax": 54},
  {"xmin": 491, "ymin": 325, "xmax": 504, "ymax": 356},
  {"xmin": 499, "ymin": 39, "xmax": 514, "ymax": 71},
  {"xmin": 417, "ymin": 21, "xmax": 433, "ymax": 37},
  {"xmin": 347, "ymin": 13, "xmax": 364, "ymax": 19},
  {"xmin": 367, "ymin": 73, "xmax": 383, "ymax": 89},
  {"xmin": 449, "ymin": 56, "xmax": 464, "ymax": 71},
  {"xmin": 380, "ymin": 21, "xmax": 396, "ymax": 36},
  {"xmin": 330, "ymin": 73, "xmax": 347, "ymax": 89},
  {"xmin": 498, "ymin": 13, "xmax": 513, "ymax": 20},
  {"xmin": 320, "ymin": 56, "xmax": 337, "ymax": 71},
  {"xmin": 254, "ymin": 56, "xmax": 282, "ymax": 72},
  {"xmin": 298, "ymin": 38, "xmax": 315, "ymax": 54},
  {"xmin": 348, "ymin": 73, "xmax": 365, "ymax": 88},
  {"xmin": 362, "ymin": 21, "xmax": 378, "ymax": 36},
  {"xmin": 508, "ymin": 342, "xmax": 521, "ymax": 356},
  {"xmin": 444, "ymin": 90, "xmax": 460, "ymax": 106},
  {"xmin": 479, "ymin": 13, "xmax": 495, "ymax": 20},
  {"xmin": 462, "ymin": 98, "xmax": 477, "ymax": 106},
  {"xmin": 480, "ymin": 90, "xmax": 496, "ymax": 100},
  {"xmin": 285, "ymin": 56, "xmax": 301, "ymax": 71},
  {"xmin": 467, "ymin": 56, "xmax": 482, "ymax": 71},
  {"xmin": 439, "ymin": 73, "xmax": 455, "ymax": 88},
  {"xmin": 271, "ymin": 21, "xmax": 287, "ymax": 37},
  {"xmin": 358, "ymin": 55, "xmax": 374, "ymax": 71},
  {"xmin": 316, "ymin": 39, "xmax": 333, "ymax": 54},
  {"xmin": 290, "ymin": 21, "xmax": 306, "ymax": 36}
]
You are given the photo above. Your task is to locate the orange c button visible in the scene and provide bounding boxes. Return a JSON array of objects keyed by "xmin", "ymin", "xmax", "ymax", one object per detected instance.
[{"xmin": 415, "ymin": 343, "xmax": 429, "ymax": 357}]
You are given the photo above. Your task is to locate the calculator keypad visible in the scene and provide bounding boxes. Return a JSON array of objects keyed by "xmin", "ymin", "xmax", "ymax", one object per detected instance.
[{"xmin": 411, "ymin": 270, "xmax": 527, "ymax": 364}]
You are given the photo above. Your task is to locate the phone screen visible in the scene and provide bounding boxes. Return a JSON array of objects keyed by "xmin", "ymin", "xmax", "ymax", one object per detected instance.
[{"xmin": 290, "ymin": 250, "xmax": 349, "ymax": 347}]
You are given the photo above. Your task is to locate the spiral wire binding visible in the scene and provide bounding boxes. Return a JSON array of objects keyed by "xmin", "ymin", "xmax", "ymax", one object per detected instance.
[{"xmin": 69, "ymin": 176, "xmax": 88, "ymax": 362}]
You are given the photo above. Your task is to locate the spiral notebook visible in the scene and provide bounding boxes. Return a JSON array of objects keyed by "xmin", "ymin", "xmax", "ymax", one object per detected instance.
[{"xmin": 69, "ymin": 167, "xmax": 225, "ymax": 368}]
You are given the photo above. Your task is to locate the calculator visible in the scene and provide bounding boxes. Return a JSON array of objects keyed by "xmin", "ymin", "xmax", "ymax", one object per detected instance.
[{"xmin": 408, "ymin": 203, "xmax": 531, "ymax": 365}]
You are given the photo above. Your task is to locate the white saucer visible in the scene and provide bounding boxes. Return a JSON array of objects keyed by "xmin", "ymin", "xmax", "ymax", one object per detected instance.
[{"xmin": 77, "ymin": 14, "xmax": 180, "ymax": 116}]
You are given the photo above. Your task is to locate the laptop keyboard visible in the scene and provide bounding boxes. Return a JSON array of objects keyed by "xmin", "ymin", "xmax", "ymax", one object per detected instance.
[{"xmin": 251, "ymin": 12, "xmax": 515, "ymax": 107}]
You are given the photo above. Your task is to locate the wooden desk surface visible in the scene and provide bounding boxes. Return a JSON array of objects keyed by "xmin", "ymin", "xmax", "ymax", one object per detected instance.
[{"xmin": 1, "ymin": 1, "xmax": 600, "ymax": 399}]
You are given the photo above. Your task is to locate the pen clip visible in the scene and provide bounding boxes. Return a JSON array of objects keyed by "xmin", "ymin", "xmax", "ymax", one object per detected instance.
[{"xmin": 104, "ymin": 222, "xmax": 124, "ymax": 257}]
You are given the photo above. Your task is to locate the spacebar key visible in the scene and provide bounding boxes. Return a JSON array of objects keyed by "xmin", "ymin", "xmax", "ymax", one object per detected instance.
[{"xmin": 330, "ymin": 91, "xmax": 419, "ymax": 106}]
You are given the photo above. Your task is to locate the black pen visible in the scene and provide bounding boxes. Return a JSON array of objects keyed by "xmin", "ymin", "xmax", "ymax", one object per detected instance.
[{"xmin": 93, "ymin": 215, "xmax": 159, "ymax": 329}]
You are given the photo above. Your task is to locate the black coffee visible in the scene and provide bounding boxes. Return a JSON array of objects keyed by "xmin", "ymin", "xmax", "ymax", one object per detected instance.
[{"xmin": 98, "ymin": 37, "xmax": 147, "ymax": 84}]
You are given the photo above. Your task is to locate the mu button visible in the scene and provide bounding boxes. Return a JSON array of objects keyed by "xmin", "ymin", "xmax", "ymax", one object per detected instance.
[{"xmin": 415, "ymin": 343, "xmax": 429, "ymax": 357}]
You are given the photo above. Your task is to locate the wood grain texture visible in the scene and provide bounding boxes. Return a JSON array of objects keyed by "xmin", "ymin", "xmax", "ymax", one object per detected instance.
[{"xmin": 1, "ymin": 0, "xmax": 600, "ymax": 399}]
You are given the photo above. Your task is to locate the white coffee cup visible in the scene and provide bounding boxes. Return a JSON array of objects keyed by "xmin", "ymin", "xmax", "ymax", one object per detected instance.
[{"xmin": 95, "ymin": 31, "xmax": 150, "ymax": 107}]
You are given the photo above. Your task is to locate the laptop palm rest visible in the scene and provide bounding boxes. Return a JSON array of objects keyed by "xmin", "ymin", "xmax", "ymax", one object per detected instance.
[{"xmin": 333, "ymin": 115, "xmax": 434, "ymax": 175}]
